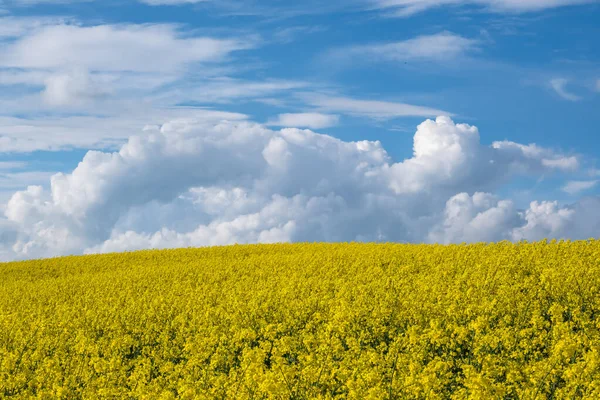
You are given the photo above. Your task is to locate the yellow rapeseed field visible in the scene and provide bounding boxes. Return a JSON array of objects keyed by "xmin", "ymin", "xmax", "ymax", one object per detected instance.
[{"xmin": 1, "ymin": 240, "xmax": 600, "ymax": 399}]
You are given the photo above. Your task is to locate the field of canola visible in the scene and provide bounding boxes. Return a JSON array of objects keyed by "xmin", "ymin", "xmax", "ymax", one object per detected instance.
[{"xmin": 2, "ymin": 240, "xmax": 600, "ymax": 399}]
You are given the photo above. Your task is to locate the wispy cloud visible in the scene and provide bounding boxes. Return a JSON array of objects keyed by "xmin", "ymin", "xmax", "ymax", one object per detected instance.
[
  {"xmin": 0, "ymin": 23, "xmax": 255, "ymax": 72},
  {"xmin": 138, "ymin": 0, "xmax": 208, "ymax": 5},
  {"xmin": 369, "ymin": 0, "xmax": 594, "ymax": 17},
  {"xmin": 562, "ymin": 180, "xmax": 598, "ymax": 194},
  {"xmin": 271, "ymin": 26, "xmax": 327, "ymax": 44},
  {"xmin": 161, "ymin": 78, "xmax": 310, "ymax": 104},
  {"xmin": 195, "ymin": 0, "xmax": 357, "ymax": 20},
  {"xmin": 0, "ymin": 161, "xmax": 28, "ymax": 170},
  {"xmin": 267, "ymin": 113, "xmax": 340, "ymax": 129},
  {"xmin": 300, "ymin": 93, "xmax": 451, "ymax": 120},
  {"xmin": 0, "ymin": 170, "xmax": 54, "ymax": 187},
  {"xmin": 0, "ymin": 19, "xmax": 268, "ymax": 115},
  {"xmin": 326, "ymin": 32, "xmax": 479, "ymax": 64},
  {"xmin": 0, "ymin": 108, "xmax": 249, "ymax": 152},
  {"xmin": 0, "ymin": 16, "xmax": 75, "ymax": 38},
  {"xmin": 549, "ymin": 78, "xmax": 581, "ymax": 101}
]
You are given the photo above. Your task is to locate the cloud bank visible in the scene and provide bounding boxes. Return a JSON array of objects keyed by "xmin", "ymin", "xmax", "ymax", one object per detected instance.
[{"xmin": 0, "ymin": 116, "xmax": 595, "ymax": 261}]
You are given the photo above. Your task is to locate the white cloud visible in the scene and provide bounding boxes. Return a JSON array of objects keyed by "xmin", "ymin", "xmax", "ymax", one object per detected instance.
[
  {"xmin": 41, "ymin": 68, "xmax": 110, "ymax": 106},
  {"xmin": 0, "ymin": 170, "xmax": 55, "ymax": 190},
  {"xmin": 491, "ymin": 140, "xmax": 579, "ymax": 172},
  {"xmin": 370, "ymin": 0, "xmax": 593, "ymax": 16},
  {"xmin": 0, "ymin": 19, "xmax": 262, "ymax": 118},
  {"xmin": 302, "ymin": 94, "xmax": 451, "ymax": 120},
  {"xmin": 429, "ymin": 192, "xmax": 600, "ymax": 244},
  {"xmin": 549, "ymin": 78, "xmax": 582, "ymax": 101},
  {"xmin": 0, "ymin": 23, "xmax": 252, "ymax": 73},
  {"xmin": 328, "ymin": 32, "xmax": 478, "ymax": 63},
  {"xmin": 0, "ymin": 115, "xmax": 590, "ymax": 261},
  {"xmin": 8, "ymin": 0, "xmax": 93, "ymax": 3},
  {"xmin": 428, "ymin": 192, "xmax": 520, "ymax": 243},
  {"xmin": 382, "ymin": 117, "xmax": 577, "ymax": 196},
  {"xmin": 562, "ymin": 180, "xmax": 598, "ymax": 194},
  {"xmin": 510, "ymin": 200, "xmax": 577, "ymax": 241},
  {"xmin": 0, "ymin": 69, "xmax": 48, "ymax": 86},
  {"xmin": 0, "ymin": 16, "xmax": 72, "ymax": 38},
  {"xmin": 272, "ymin": 26, "xmax": 326, "ymax": 44},
  {"xmin": 0, "ymin": 161, "xmax": 27, "ymax": 169},
  {"xmin": 267, "ymin": 113, "xmax": 340, "ymax": 129},
  {"xmin": 170, "ymin": 78, "xmax": 309, "ymax": 104},
  {"xmin": 0, "ymin": 109, "xmax": 249, "ymax": 152},
  {"xmin": 0, "ymin": 170, "xmax": 56, "ymax": 213},
  {"xmin": 1, "ymin": 71, "xmax": 282, "ymax": 116},
  {"xmin": 139, "ymin": 0, "xmax": 207, "ymax": 4}
]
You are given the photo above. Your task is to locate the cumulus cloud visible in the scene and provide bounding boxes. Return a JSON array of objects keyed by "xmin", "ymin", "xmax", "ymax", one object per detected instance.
[
  {"xmin": 510, "ymin": 200, "xmax": 577, "ymax": 241},
  {"xmin": 429, "ymin": 192, "xmax": 600, "ymax": 244},
  {"xmin": 428, "ymin": 192, "xmax": 520, "ymax": 243},
  {"xmin": 370, "ymin": 0, "xmax": 593, "ymax": 16},
  {"xmin": 0, "ymin": 170, "xmax": 57, "ymax": 213},
  {"xmin": 549, "ymin": 78, "xmax": 582, "ymax": 101},
  {"xmin": 267, "ymin": 113, "xmax": 340, "ymax": 129},
  {"xmin": 0, "ymin": 115, "xmax": 593, "ymax": 261}
]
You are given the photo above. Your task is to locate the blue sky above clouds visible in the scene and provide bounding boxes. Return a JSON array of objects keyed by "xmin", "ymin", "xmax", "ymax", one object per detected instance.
[{"xmin": 0, "ymin": 0, "xmax": 599, "ymax": 260}]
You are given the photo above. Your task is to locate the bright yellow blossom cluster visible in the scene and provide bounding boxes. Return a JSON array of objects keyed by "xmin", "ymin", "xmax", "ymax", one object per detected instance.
[{"xmin": 2, "ymin": 240, "xmax": 600, "ymax": 398}]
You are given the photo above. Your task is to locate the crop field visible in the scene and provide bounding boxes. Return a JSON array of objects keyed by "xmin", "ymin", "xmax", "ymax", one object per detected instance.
[{"xmin": 1, "ymin": 240, "xmax": 600, "ymax": 399}]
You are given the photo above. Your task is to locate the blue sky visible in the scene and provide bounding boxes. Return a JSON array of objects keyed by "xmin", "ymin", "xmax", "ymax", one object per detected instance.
[{"xmin": 0, "ymin": 0, "xmax": 599, "ymax": 259}]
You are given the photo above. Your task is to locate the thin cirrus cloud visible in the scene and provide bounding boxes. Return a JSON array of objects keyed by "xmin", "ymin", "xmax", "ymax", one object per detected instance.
[
  {"xmin": 0, "ymin": 16, "xmax": 75, "ymax": 38},
  {"xmin": 301, "ymin": 93, "xmax": 451, "ymax": 120},
  {"xmin": 369, "ymin": 0, "xmax": 594, "ymax": 16},
  {"xmin": 549, "ymin": 78, "xmax": 582, "ymax": 101},
  {"xmin": 562, "ymin": 180, "xmax": 598, "ymax": 195},
  {"xmin": 138, "ymin": 0, "xmax": 208, "ymax": 4},
  {"xmin": 267, "ymin": 113, "xmax": 340, "ymax": 129},
  {"xmin": 0, "ymin": 161, "xmax": 28, "ymax": 170},
  {"xmin": 175, "ymin": 78, "xmax": 310, "ymax": 104},
  {"xmin": 6, "ymin": 0, "xmax": 202, "ymax": 5},
  {"xmin": 326, "ymin": 32, "xmax": 479, "ymax": 64},
  {"xmin": 0, "ymin": 109, "xmax": 250, "ymax": 153}
]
